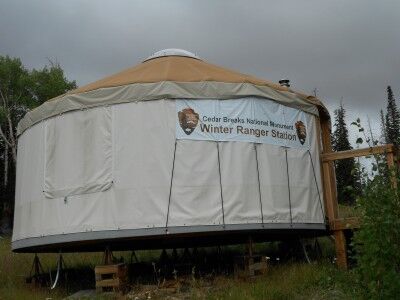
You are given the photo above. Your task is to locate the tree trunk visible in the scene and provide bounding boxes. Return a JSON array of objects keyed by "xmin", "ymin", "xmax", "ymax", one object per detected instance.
[
  {"xmin": 3, "ymin": 142, "xmax": 8, "ymax": 187},
  {"xmin": 6, "ymin": 115, "xmax": 17, "ymax": 165},
  {"xmin": 0, "ymin": 125, "xmax": 16, "ymax": 165}
]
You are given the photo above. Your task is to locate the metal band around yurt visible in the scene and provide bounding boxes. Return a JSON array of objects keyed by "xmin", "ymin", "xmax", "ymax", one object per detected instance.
[
  {"xmin": 254, "ymin": 144, "xmax": 265, "ymax": 225},
  {"xmin": 216, "ymin": 142, "xmax": 226, "ymax": 227},
  {"xmin": 165, "ymin": 140, "xmax": 178, "ymax": 231},
  {"xmin": 284, "ymin": 148, "xmax": 293, "ymax": 226},
  {"xmin": 308, "ymin": 150, "xmax": 325, "ymax": 221}
]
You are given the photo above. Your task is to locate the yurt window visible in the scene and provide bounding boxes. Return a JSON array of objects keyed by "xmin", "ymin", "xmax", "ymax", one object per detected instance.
[{"xmin": 43, "ymin": 107, "xmax": 113, "ymax": 199}]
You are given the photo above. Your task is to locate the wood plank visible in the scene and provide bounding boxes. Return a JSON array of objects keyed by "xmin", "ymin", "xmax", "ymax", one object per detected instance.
[
  {"xmin": 320, "ymin": 118, "xmax": 347, "ymax": 270},
  {"xmin": 95, "ymin": 263, "xmax": 124, "ymax": 274},
  {"xmin": 386, "ymin": 151, "xmax": 397, "ymax": 189},
  {"xmin": 322, "ymin": 144, "xmax": 393, "ymax": 162},
  {"xmin": 334, "ymin": 230, "xmax": 348, "ymax": 270},
  {"xmin": 316, "ymin": 117, "xmax": 328, "ymax": 220},
  {"xmin": 322, "ymin": 162, "xmax": 336, "ymax": 221},
  {"xmin": 96, "ymin": 278, "xmax": 121, "ymax": 288},
  {"xmin": 330, "ymin": 217, "xmax": 360, "ymax": 231},
  {"xmin": 319, "ymin": 123, "xmax": 395, "ymax": 271},
  {"xmin": 320, "ymin": 119, "xmax": 338, "ymax": 222}
]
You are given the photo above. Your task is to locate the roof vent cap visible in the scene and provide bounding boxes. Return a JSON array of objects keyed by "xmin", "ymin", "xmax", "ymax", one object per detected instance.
[
  {"xmin": 279, "ymin": 78, "xmax": 290, "ymax": 87},
  {"xmin": 144, "ymin": 48, "xmax": 200, "ymax": 62}
]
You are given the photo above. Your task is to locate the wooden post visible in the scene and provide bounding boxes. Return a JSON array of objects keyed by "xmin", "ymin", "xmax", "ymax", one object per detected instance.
[
  {"xmin": 247, "ymin": 236, "xmax": 254, "ymax": 257},
  {"xmin": 320, "ymin": 119, "xmax": 339, "ymax": 222},
  {"xmin": 320, "ymin": 126, "xmax": 396, "ymax": 270},
  {"xmin": 103, "ymin": 247, "xmax": 113, "ymax": 265},
  {"xmin": 320, "ymin": 118, "xmax": 348, "ymax": 270},
  {"xmin": 247, "ymin": 237, "xmax": 254, "ymax": 275},
  {"xmin": 386, "ymin": 149, "xmax": 397, "ymax": 189},
  {"xmin": 234, "ymin": 237, "xmax": 268, "ymax": 278},
  {"xmin": 333, "ymin": 230, "xmax": 347, "ymax": 269}
]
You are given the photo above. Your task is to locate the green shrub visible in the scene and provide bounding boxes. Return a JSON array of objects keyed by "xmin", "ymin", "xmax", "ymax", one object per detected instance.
[{"xmin": 353, "ymin": 170, "xmax": 400, "ymax": 299}]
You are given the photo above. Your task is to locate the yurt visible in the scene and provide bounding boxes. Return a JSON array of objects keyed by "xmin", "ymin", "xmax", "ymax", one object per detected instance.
[{"xmin": 12, "ymin": 49, "xmax": 330, "ymax": 253}]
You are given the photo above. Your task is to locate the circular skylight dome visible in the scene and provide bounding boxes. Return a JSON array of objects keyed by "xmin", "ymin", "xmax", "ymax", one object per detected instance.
[{"xmin": 144, "ymin": 48, "xmax": 201, "ymax": 61}]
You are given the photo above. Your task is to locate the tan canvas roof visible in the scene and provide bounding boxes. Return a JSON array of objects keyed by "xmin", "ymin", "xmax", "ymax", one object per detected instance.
[
  {"xmin": 70, "ymin": 56, "xmax": 283, "ymax": 94},
  {"xmin": 70, "ymin": 56, "xmax": 326, "ymax": 111},
  {"xmin": 18, "ymin": 54, "xmax": 329, "ymax": 135}
]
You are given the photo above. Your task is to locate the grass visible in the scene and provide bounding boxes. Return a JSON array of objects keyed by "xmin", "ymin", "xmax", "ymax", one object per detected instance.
[
  {"xmin": 198, "ymin": 263, "xmax": 360, "ymax": 300},
  {"xmin": 0, "ymin": 236, "xmax": 362, "ymax": 300},
  {"xmin": 0, "ymin": 236, "xmax": 104, "ymax": 299}
]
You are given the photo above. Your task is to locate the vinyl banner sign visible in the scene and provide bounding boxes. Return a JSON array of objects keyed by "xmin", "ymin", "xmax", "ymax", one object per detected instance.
[{"xmin": 176, "ymin": 98, "xmax": 311, "ymax": 149}]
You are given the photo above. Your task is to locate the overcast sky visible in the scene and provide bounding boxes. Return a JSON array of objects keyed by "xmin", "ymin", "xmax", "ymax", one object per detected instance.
[{"xmin": 1, "ymin": 0, "xmax": 399, "ymax": 142}]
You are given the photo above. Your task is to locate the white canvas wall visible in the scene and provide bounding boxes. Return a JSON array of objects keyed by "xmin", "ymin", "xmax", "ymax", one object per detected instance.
[
  {"xmin": 220, "ymin": 142, "xmax": 263, "ymax": 225},
  {"xmin": 112, "ymin": 101, "xmax": 175, "ymax": 229},
  {"xmin": 12, "ymin": 98, "xmax": 325, "ymax": 244}
]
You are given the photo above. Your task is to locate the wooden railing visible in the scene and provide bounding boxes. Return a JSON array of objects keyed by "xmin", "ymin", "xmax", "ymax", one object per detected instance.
[
  {"xmin": 320, "ymin": 143, "xmax": 395, "ymax": 269},
  {"xmin": 322, "ymin": 144, "xmax": 396, "ymax": 188},
  {"xmin": 322, "ymin": 144, "xmax": 394, "ymax": 162}
]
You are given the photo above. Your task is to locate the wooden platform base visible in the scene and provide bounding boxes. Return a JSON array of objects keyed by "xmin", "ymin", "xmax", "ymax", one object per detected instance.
[{"xmin": 95, "ymin": 263, "xmax": 127, "ymax": 293}]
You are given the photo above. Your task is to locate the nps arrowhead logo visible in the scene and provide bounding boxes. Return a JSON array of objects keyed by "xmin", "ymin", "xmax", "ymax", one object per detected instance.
[
  {"xmin": 295, "ymin": 121, "xmax": 307, "ymax": 145},
  {"xmin": 178, "ymin": 108, "xmax": 199, "ymax": 135}
]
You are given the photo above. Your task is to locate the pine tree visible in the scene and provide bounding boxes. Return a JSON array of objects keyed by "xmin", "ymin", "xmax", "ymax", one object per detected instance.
[
  {"xmin": 385, "ymin": 86, "xmax": 400, "ymax": 145},
  {"xmin": 380, "ymin": 109, "xmax": 388, "ymax": 144},
  {"xmin": 332, "ymin": 103, "xmax": 358, "ymax": 204}
]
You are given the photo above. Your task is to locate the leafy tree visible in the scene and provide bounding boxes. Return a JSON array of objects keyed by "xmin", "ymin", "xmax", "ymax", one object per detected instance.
[
  {"xmin": 29, "ymin": 61, "xmax": 76, "ymax": 106},
  {"xmin": 331, "ymin": 103, "xmax": 358, "ymax": 204},
  {"xmin": 384, "ymin": 86, "xmax": 400, "ymax": 146},
  {"xmin": 0, "ymin": 55, "xmax": 76, "ymax": 230}
]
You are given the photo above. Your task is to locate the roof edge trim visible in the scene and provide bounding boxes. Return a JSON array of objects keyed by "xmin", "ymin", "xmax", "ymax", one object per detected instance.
[{"xmin": 17, "ymin": 81, "xmax": 325, "ymax": 136}]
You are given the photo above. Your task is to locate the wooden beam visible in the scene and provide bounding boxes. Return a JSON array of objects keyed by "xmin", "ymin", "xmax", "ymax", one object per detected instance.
[
  {"xmin": 322, "ymin": 144, "xmax": 393, "ymax": 162},
  {"xmin": 315, "ymin": 117, "xmax": 326, "ymax": 214},
  {"xmin": 329, "ymin": 217, "xmax": 360, "ymax": 231},
  {"xmin": 319, "ymin": 121, "xmax": 395, "ymax": 270},
  {"xmin": 387, "ymin": 150, "xmax": 395, "ymax": 167},
  {"xmin": 96, "ymin": 278, "xmax": 121, "ymax": 287},
  {"xmin": 319, "ymin": 118, "xmax": 347, "ymax": 269},
  {"xmin": 386, "ymin": 150, "xmax": 397, "ymax": 189},
  {"xmin": 320, "ymin": 119, "xmax": 338, "ymax": 222}
]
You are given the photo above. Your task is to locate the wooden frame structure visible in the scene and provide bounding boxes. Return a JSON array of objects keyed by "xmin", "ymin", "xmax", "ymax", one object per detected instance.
[
  {"xmin": 95, "ymin": 263, "xmax": 127, "ymax": 293},
  {"xmin": 319, "ymin": 116, "xmax": 395, "ymax": 269}
]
